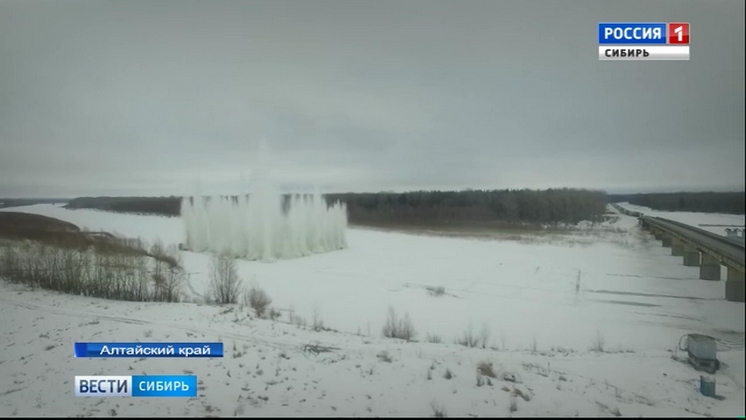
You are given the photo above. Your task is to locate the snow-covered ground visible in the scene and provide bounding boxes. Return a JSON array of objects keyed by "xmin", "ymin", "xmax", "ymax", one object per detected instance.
[
  {"xmin": 616, "ymin": 202, "xmax": 746, "ymax": 236},
  {"xmin": 0, "ymin": 204, "xmax": 744, "ymax": 416}
]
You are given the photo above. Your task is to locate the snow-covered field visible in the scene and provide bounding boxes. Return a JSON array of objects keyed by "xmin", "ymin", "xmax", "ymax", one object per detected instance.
[
  {"xmin": 616, "ymin": 202, "xmax": 746, "ymax": 236},
  {"xmin": 0, "ymin": 204, "xmax": 744, "ymax": 416}
]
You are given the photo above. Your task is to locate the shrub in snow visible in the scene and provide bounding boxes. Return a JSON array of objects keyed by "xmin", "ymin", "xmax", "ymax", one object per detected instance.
[
  {"xmin": 455, "ymin": 324, "xmax": 479, "ymax": 348},
  {"xmin": 477, "ymin": 361, "xmax": 496, "ymax": 378},
  {"xmin": 382, "ymin": 306, "xmax": 416, "ymax": 341},
  {"xmin": 478, "ymin": 323, "xmax": 491, "ymax": 348},
  {"xmin": 376, "ymin": 350, "xmax": 393, "ymax": 363},
  {"xmin": 312, "ymin": 305, "xmax": 325, "ymax": 331},
  {"xmin": 590, "ymin": 330, "xmax": 605, "ymax": 353},
  {"xmin": 426, "ymin": 285, "xmax": 445, "ymax": 296},
  {"xmin": 290, "ymin": 313, "xmax": 307, "ymax": 328},
  {"xmin": 269, "ymin": 308, "xmax": 281, "ymax": 320},
  {"xmin": 430, "ymin": 401, "xmax": 447, "ymax": 417},
  {"xmin": 246, "ymin": 286, "xmax": 272, "ymax": 317}
]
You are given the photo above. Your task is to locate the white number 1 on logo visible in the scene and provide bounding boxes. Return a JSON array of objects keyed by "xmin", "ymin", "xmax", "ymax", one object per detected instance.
[{"xmin": 674, "ymin": 26, "xmax": 683, "ymax": 42}]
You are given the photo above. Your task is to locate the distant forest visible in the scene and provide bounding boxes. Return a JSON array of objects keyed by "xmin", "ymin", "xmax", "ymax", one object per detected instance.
[
  {"xmin": 65, "ymin": 189, "xmax": 608, "ymax": 227},
  {"xmin": 608, "ymin": 192, "xmax": 744, "ymax": 215},
  {"xmin": 327, "ymin": 189, "xmax": 607, "ymax": 226},
  {"xmin": 66, "ymin": 196, "xmax": 182, "ymax": 216},
  {"xmin": 54, "ymin": 190, "xmax": 746, "ymax": 223}
]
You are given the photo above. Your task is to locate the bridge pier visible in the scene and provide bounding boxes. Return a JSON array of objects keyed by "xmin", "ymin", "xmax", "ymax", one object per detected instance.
[
  {"xmin": 699, "ymin": 254, "xmax": 720, "ymax": 281},
  {"xmin": 643, "ymin": 216, "xmax": 744, "ymax": 302},
  {"xmin": 726, "ymin": 267, "xmax": 745, "ymax": 302},
  {"xmin": 671, "ymin": 238, "xmax": 684, "ymax": 256},
  {"xmin": 683, "ymin": 244, "xmax": 700, "ymax": 267},
  {"xmin": 656, "ymin": 232, "xmax": 673, "ymax": 248}
]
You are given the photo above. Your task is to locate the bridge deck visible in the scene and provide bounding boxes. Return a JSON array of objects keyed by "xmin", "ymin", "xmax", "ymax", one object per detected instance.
[{"xmin": 642, "ymin": 216, "xmax": 745, "ymax": 273}]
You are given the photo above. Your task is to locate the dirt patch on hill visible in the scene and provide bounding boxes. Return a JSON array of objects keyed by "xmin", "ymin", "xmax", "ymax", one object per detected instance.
[
  {"xmin": 0, "ymin": 212, "xmax": 89, "ymax": 245},
  {"xmin": 0, "ymin": 212, "xmax": 176, "ymax": 268}
]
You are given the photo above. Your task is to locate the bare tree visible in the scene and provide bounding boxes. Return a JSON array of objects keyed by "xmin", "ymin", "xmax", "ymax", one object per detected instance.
[{"xmin": 209, "ymin": 255, "xmax": 242, "ymax": 304}]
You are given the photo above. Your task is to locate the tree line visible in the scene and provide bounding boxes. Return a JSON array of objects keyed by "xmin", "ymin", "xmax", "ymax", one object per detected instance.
[
  {"xmin": 66, "ymin": 196, "xmax": 182, "ymax": 216},
  {"xmin": 66, "ymin": 188, "xmax": 609, "ymax": 226},
  {"xmin": 326, "ymin": 189, "xmax": 608, "ymax": 226},
  {"xmin": 608, "ymin": 191, "xmax": 744, "ymax": 215}
]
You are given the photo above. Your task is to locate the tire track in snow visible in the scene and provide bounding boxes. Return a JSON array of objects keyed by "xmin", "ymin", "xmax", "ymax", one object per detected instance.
[{"xmin": 181, "ymin": 272, "xmax": 206, "ymax": 302}]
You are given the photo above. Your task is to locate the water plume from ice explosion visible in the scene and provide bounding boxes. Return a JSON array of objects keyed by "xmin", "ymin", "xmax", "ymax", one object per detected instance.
[{"xmin": 181, "ymin": 193, "xmax": 348, "ymax": 261}]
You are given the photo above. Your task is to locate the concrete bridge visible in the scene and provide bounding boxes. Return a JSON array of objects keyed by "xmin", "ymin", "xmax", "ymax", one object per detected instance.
[{"xmin": 610, "ymin": 203, "xmax": 745, "ymax": 302}]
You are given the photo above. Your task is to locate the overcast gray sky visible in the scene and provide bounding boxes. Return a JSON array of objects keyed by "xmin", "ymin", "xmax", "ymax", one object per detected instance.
[{"xmin": 1, "ymin": 0, "xmax": 743, "ymax": 198}]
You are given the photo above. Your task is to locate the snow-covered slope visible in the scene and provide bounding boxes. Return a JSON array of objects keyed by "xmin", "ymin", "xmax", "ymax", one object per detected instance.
[{"xmin": 0, "ymin": 204, "xmax": 743, "ymax": 416}]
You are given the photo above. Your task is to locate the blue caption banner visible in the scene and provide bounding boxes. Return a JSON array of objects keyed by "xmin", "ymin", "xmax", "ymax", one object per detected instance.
[
  {"xmin": 132, "ymin": 375, "xmax": 197, "ymax": 397},
  {"xmin": 74, "ymin": 342, "xmax": 223, "ymax": 358},
  {"xmin": 74, "ymin": 375, "xmax": 197, "ymax": 397},
  {"xmin": 598, "ymin": 22, "xmax": 667, "ymax": 44}
]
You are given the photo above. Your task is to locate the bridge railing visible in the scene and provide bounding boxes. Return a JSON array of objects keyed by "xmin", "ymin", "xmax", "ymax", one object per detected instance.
[{"xmin": 641, "ymin": 216, "xmax": 745, "ymax": 273}]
